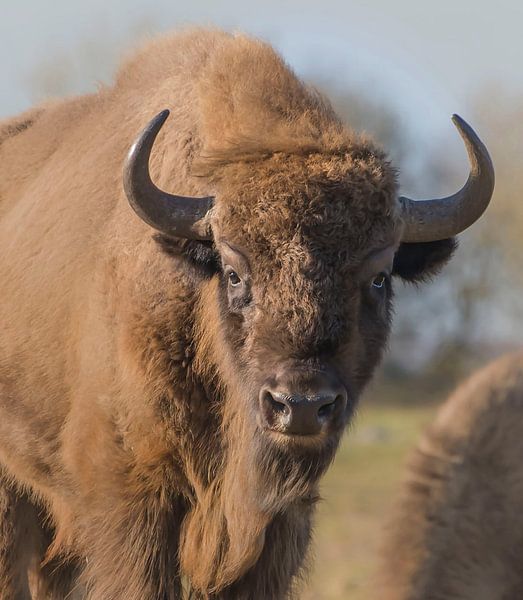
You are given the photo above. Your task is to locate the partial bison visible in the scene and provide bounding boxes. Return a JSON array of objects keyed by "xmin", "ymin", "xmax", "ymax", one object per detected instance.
[
  {"xmin": 0, "ymin": 29, "xmax": 494, "ymax": 599},
  {"xmin": 379, "ymin": 352, "xmax": 523, "ymax": 600}
]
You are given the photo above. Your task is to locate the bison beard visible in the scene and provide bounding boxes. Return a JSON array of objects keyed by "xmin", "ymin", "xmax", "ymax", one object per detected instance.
[
  {"xmin": 0, "ymin": 28, "xmax": 493, "ymax": 600},
  {"xmin": 179, "ymin": 413, "xmax": 335, "ymax": 596}
]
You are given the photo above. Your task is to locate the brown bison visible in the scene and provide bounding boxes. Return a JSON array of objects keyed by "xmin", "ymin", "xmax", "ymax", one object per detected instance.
[
  {"xmin": 0, "ymin": 29, "xmax": 494, "ymax": 599},
  {"xmin": 378, "ymin": 352, "xmax": 523, "ymax": 600}
]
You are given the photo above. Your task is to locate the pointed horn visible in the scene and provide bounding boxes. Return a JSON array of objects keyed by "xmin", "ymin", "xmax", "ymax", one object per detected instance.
[
  {"xmin": 123, "ymin": 110, "xmax": 213, "ymax": 240},
  {"xmin": 399, "ymin": 115, "xmax": 495, "ymax": 242}
]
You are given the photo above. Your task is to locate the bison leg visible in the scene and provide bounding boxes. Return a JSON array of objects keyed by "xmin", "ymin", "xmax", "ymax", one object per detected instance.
[
  {"xmin": 0, "ymin": 474, "xmax": 38, "ymax": 600},
  {"xmin": 0, "ymin": 471, "xmax": 81, "ymax": 600},
  {"xmin": 73, "ymin": 494, "xmax": 186, "ymax": 600},
  {"xmin": 34, "ymin": 538, "xmax": 82, "ymax": 600}
]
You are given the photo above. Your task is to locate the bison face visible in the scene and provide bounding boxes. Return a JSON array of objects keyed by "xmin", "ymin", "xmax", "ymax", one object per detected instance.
[
  {"xmin": 215, "ymin": 235, "xmax": 395, "ymax": 434},
  {"xmin": 205, "ymin": 151, "xmax": 400, "ymax": 466}
]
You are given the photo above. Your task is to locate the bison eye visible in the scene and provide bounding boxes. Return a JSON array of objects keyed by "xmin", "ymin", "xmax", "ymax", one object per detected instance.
[
  {"xmin": 228, "ymin": 270, "xmax": 242, "ymax": 287},
  {"xmin": 371, "ymin": 273, "xmax": 388, "ymax": 289},
  {"xmin": 225, "ymin": 267, "xmax": 250, "ymax": 310}
]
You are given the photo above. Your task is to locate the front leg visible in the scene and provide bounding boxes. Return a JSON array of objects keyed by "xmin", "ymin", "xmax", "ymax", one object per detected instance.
[
  {"xmin": 0, "ymin": 472, "xmax": 37, "ymax": 600},
  {"xmin": 73, "ymin": 491, "xmax": 186, "ymax": 600}
]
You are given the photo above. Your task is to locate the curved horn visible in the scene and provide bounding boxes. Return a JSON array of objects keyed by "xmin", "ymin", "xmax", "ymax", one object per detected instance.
[
  {"xmin": 123, "ymin": 109, "xmax": 214, "ymax": 240},
  {"xmin": 399, "ymin": 114, "xmax": 495, "ymax": 242}
]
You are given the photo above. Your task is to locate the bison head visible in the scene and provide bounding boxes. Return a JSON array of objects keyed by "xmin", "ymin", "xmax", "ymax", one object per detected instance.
[{"xmin": 123, "ymin": 110, "xmax": 494, "ymax": 591}]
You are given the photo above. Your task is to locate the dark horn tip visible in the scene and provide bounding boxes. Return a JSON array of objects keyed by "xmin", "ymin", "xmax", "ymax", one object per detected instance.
[
  {"xmin": 146, "ymin": 109, "xmax": 171, "ymax": 137},
  {"xmin": 399, "ymin": 114, "xmax": 495, "ymax": 243},
  {"xmin": 451, "ymin": 113, "xmax": 495, "ymax": 184},
  {"xmin": 451, "ymin": 114, "xmax": 478, "ymax": 145},
  {"xmin": 157, "ymin": 108, "xmax": 170, "ymax": 122}
]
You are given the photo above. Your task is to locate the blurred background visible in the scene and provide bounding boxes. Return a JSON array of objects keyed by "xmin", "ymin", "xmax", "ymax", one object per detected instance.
[{"xmin": 2, "ymin": 1, "xmax": 522, "ymax": 597}]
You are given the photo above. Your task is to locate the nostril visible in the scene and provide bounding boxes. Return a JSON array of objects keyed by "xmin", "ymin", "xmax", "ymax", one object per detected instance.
[
  {"xmin": 317, "ymin": 394, "xmax": 344, "ymax": 421},
  {"xmin": 267, "ymin": 392, "xmax": 290, "ymax": 416},
  {"xmin": 260, "ymin": 389, "xmax": 292, "ymax": 430},
  {"xmin": 318, "ymin": 400, "xmax": 336, "ymax": 419}
]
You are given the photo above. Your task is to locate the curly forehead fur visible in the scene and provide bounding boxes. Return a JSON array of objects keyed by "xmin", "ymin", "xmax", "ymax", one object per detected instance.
[{"xmin": 211, "ymin": 151, "xmax": 398, "ymax": 255}]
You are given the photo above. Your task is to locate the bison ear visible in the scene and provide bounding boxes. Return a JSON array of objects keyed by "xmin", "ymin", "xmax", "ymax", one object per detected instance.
[
  {"xmin": 154, "ymin": 235, "xmax": 220, "ymax": 276},
  {"xmin": 392, "ymin": 238, "xmax": 458, "ymax": 283}
]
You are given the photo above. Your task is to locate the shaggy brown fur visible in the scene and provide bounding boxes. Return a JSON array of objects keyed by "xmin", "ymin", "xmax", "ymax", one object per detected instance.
[
  {"xmin": 0, "ymin": 29, "xmax": 456, "ymax": 599},
  {"xmin": 378, "ymin": 352, "xmax": 523, "ymax": 600}
]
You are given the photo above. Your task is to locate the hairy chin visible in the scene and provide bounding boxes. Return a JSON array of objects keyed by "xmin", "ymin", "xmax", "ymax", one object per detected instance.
[{"xmin": 250, "ymin": 428, "xmax": 342, "ymax": 513}]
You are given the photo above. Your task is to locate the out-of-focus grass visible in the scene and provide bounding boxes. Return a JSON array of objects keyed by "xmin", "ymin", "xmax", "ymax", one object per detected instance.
[{"xmin": 303, "ymin": 378, "xmax": 443, "ymax": 600}]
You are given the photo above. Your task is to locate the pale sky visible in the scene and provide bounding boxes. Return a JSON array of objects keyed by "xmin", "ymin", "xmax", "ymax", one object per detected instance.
[{"xmin": 1, "ymin": 0, "xmax": 522, "ymax": 180}]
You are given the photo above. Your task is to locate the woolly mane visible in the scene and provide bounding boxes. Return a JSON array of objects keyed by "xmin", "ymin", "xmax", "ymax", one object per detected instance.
[{"xmin": 115, "ymin": 29, "xmax": 377, "ymax": 169}]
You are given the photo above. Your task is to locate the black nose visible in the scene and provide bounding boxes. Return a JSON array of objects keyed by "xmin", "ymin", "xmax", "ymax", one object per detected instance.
[{"xmin": 259, "ymin": 386, "xmax": 347, "ymax": 436}]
